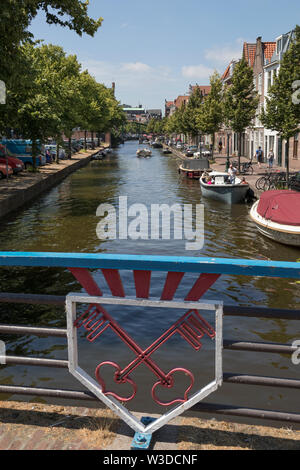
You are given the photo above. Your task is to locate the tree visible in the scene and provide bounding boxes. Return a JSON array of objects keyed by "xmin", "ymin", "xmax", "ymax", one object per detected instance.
[
  {"xmin": 197, "ymin": 72, "xmax": 224, "ymax": 159},
  {"xmin": 165, "ymin": 106, "xmax": 186, "ymax": 139},
  {"xmin": 181, "ymin": 87, "xmax": 204, "ymax": 143},
  {"xmin": 0, "ymin": 1, "xmax": 102, "ymax": 77},
  {"xmin": 224, "ymin": 58, "xmax": 259, "ymax": 170},
  {"xmin": 0, "ymin": 1, "xmax": 102, "ymax": 136},
  {"xmin": 261, "ymin": 25, "xmax": 300, "ymax": 183},
  {"xmin": 18, "ymin": 43, "xmax": 72, "ymax": 167}
]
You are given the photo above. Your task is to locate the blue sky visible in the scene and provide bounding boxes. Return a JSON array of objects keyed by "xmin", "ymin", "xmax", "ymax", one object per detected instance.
[{"xmin": 30, "ymin": 0, "xmax": 299, "ymax": 110}]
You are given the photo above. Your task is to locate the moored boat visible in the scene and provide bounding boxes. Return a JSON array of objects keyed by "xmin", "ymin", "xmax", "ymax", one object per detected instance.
[
  {"xmin": 179, "ymin": 158, "xmax": 210, "ymax": 180},
  {"xmin": 136, "ymin": 148, "xmax": 152, "ymax": 157},
  {"xmin": 250, "ymin": 190, "xmax": 300, "ymax": 246},
  {"xmin": 200, "ymin": 171, "xmax": 249, "ymax": 203}
]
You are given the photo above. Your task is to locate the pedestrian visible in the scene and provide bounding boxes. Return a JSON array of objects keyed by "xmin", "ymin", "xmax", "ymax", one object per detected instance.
[
  {"xmin": 256, "ymin": 146, "xmax": 263, "ymax": 169},
  {"xmin": 218, "ymin": 140, "xmax": 222, "ymax": 154},
  {"xmin": 267, "ymin": 149, "xmax": 275, "ymax": 169}
]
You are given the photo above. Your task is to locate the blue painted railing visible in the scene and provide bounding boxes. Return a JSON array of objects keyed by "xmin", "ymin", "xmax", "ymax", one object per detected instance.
[{"xmin": 0, "ymin": 252, "xmax": 299, "ymax": 279}]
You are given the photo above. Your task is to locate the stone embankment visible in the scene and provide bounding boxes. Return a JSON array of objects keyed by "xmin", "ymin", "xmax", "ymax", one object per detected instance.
[{"xmin": 0, "ymin": 148, "xmax": 103, "ymax": 219}]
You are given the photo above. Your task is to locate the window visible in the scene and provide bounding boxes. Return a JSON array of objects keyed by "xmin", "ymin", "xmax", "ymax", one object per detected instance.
[
  {"xmin": 267, "ymin": 71, "xmax": 272, "ymax": 91},
  {"xmin": 276, "ymin": 38, "xmax": 282, "ymax": 54}
]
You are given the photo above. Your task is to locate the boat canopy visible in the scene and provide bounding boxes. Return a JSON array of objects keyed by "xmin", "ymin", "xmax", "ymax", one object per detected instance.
[
  {"xmin": 181, "ymin": 158, "xmax": 209, "ymax": 170},
  {"xmin": 257, "ymin": 190, "xmax": 300, "ymax": 226}
]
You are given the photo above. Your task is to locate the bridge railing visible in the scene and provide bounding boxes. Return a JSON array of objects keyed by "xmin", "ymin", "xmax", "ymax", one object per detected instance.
[{"xmin": 0, "ymin": 252, "xmax": 299, "ymax": 430}]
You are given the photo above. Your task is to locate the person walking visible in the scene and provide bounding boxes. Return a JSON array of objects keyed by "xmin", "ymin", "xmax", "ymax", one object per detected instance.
[
  {"xmin": 267, "ymin": 149, "xmax": 275, "ymax": 169},
  {"xmin": 256, "ymin": 146, "xmax": 263, "ymax": 169}
]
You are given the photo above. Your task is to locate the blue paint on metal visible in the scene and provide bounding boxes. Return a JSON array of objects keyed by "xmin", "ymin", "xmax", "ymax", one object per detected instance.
[
  {"xmin": 131, "ymin": 417, "xmax": 156, "ymax": 450},
  {"xmin": 0, "ymin": 252, "xmax": 299, "ymax": 279}
]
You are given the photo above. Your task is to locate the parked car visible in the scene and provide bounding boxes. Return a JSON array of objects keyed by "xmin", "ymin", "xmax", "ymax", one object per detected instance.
[
  {"xmin": 185, "ymin": 145, "xmax": 198, "ymax": 156},
  {"xmin": 0, "ymin": 163, "xmax": 13, "ymax": 179},
  {"xmin": 0, "ymin": 139, "xmax": 46, "ymax": 169},
  {"xmin": 176, "ymin": 142, "xmax": 184, "ymax": 149},
  {"xmin": 0, "ymin": 156, "xmax": 25, "ymax": 174}
]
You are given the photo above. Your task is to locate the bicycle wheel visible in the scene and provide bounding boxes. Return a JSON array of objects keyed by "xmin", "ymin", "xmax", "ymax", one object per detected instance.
[{"xmin": 255, "ymin": 177, "xmax": 267, "ymax": 190}]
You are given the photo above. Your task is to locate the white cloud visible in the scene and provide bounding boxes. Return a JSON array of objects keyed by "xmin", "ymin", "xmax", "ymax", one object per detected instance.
[
  {"xmin": 204, "ymin": 38, "xmax": 244, "ymax": 65},
  {"xmin": 80, "ymin": 59, "xmax": 177, "ymax": 108},
  {"xmin": 181, "ymin": 64, "xmax": 214, "ymax": 80},
  {"xmin": 121, "ymin": 62, "xmax": 151, "ymax": 73}
]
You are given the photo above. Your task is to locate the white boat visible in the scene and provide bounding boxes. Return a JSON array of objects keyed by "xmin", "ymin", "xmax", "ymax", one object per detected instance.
[
  {"xmin": 200, "ymin": 171, "xmax": 249, "ymax": 204},
  {"xmin": 250, "ymin": 190, "xmax": 300, "ymax": 247},
  {"xmin": 136, "ymin": 148, "xmax": 152, "ymax": 158}
]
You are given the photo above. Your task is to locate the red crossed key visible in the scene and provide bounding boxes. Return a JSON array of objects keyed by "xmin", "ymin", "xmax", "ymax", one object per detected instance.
[{"xmin": 69, "ymin": 267, "xmax": 220, "ymax": 406}]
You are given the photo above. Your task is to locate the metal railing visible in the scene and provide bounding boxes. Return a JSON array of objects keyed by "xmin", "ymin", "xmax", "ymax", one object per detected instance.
[{"xmin": 0, "ymin": 252, "xmax": 300, "ymax": 427}]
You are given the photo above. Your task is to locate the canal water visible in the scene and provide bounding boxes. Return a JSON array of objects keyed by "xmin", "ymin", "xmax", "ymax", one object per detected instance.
[{"xmin": 0, "ymin": 140, "xmax": 299, "ymax": 420}]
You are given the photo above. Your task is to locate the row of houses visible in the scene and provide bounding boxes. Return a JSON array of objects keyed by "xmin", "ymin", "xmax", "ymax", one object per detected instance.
[
  {"xmin": 165, "ymin": 29, "xmax": 300, "ymax": 170},
  {"xmin": 122, "ymin": 105, "xmax": 162, "ymax": 124},
  {"xmin": 165, "ymin": 85, "xmax": 211, "ymax": 118}
]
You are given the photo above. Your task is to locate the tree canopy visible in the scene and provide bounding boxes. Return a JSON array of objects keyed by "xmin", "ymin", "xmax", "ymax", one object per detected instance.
[
  {"xmin": 1, "ymin": 1, "xmax": 102, "ymax": 84},
  {"xmin": 261, "ymin": 25, "xmax": 300, "ymax": 141}
]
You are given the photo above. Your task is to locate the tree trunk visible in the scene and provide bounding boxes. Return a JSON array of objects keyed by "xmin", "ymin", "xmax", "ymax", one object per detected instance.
[
  {"xmin": 31, "ymin": 138, "xmax": 37, "ymax": 170},
  {"xmin": 211, "ymin": 133, "xmax": 215, "ymax": 160},
  {"xmin": 238, "ymin": 132, "xmax": 242, "ymax": 172},
  {"xmin": 56, "ymin": 143, "xmax": 60, "ymax": 164},
  {"xmin": 285, "ymin": 138, "xmax": 290, "ymax": 189},
  {"xmin": 84, "ymin": 130, "xmax": 87, "ymax": 151},
  {"xmin": 97, "ymin": 132, "xmax": 100, "ymax": 147},
  {"xmin": 68, "ymin": 137, "xmax": 72, "ymax": 159}
]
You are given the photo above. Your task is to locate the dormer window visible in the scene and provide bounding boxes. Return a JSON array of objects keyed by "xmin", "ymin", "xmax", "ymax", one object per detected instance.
[{"xmin": 276, "ymin": 37, "xmax": 282, "ymax": 54}]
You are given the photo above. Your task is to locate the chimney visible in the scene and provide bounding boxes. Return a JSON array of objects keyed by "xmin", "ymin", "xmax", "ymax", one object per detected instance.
[{"xmin": 112, "ymin": 82, "xmax": 115, "ymax": 95}]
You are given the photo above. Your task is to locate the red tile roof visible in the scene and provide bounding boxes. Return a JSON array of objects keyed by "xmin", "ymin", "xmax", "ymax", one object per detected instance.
[
  {"xmin": 165, "ymin": 101, "xmax": 174, "ymax": 107},
  {"xmin": 190, "ymin": 85, "xmax": 211, "ymax": 96},
  {"xmin": 243, "ymin": 43, "xmax": 256, "ymax": 67},
  {"xmin": 222, "ymin": 63, "xmax": 231, "ymax": 80},
  {"xmin": 263, "ymin": 42, "xmax": 276, "ymax": 60}
]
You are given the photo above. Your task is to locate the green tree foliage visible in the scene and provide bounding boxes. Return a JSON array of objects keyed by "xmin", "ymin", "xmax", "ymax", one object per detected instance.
[
  {"xmin": 224, "ymin": 58, "xmax": 259, "ymax": 169},
  {"xmin": 2, "ymin": 41, "xmax": 125, "ymax": 167},
  {"xmin": 181, "ymin": 87, "xmax": 204, "ymax": 139},
  {"xmin": 1, "ymin": 1, "xmax": 102, "ymax": 84},
  {"xmin": 165, "ymin": 106, "xmax": 185, "ymax": 137},
  {"xmin": 197, "ymin": 72, "xmax": 224, "ymax": 157},
  {"xmin": 261, "ymin": 26, "xmax": 300, "ymax": 142}
]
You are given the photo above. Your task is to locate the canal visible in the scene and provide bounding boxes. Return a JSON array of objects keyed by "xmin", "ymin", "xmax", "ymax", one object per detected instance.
[{"xmin": 0, "ymin": 140, "xmax": 299, "ymax": 419}]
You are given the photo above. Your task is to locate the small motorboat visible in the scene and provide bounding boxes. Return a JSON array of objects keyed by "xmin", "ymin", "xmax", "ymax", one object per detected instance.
[
  {"xmin": 163, "ymin": 148, "xmax": 172, "ymax": 155},
  {"xmin": 250, "ymin": 190, "xmax": 300, "ymax": 247},
  {"xmin": 200, "ymin": 171, "xmax": 249, "ymax": 203},
  {"xmin": 91, "ymin": 151, "xmax": 105, "ymax": 160},
  {"xmin": 136, "ymin": 148, "xmax": 152, "ymax": 158},
  {"xmin": 179, "ymin": 158, "xmax": 210, "ymax": 180}
]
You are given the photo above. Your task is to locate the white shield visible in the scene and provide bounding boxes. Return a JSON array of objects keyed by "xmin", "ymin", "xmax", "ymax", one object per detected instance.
[{"xmin": 66, "ymin": 293, "xmax": 223, "ymax": 434}]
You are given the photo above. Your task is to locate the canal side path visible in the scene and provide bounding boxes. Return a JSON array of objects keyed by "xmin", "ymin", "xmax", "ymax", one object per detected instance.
[
  {"xmin": 0, "ymin": 146, "xmax": 106, "ymax": 220},
  {"xmin": 1, "ymin": 400, "xmax": 300, "ymax": 450},
  {"xmin": 164, "ymin": 144, "xmax": 298, "ymax": 199}
]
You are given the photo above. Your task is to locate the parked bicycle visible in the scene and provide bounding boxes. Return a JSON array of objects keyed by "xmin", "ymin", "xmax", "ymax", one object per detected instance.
[
  {"xmin": 231, "ymin": 160, "xmax": 254, "ymax": 175},
  {"xmin": 255, "ymin": 170, "xmax": 298, "ymax": 191}
]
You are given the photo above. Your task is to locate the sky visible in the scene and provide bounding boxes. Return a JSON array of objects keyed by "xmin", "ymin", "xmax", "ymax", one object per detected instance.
[{"xmin": 29, "ymin": 0, "xmax": 300, "ymax": 111}]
